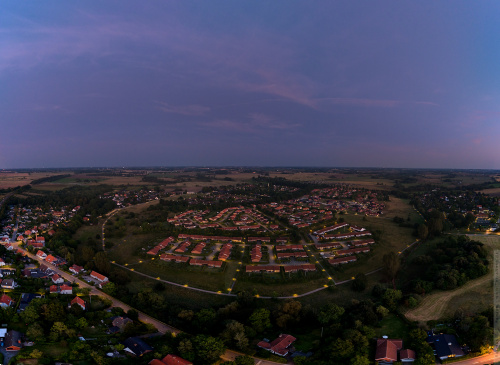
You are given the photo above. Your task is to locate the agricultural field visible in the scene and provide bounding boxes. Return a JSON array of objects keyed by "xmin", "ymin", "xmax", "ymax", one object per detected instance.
[{"xmin": 0, "ymin": 171, "xmax": 58, "ymax": 189}]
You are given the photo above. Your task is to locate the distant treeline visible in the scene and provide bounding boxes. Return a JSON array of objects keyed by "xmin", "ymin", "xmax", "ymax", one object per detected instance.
[{"xmin": 31, "ymin": 174, "xmax": 71, "ymax": 185}]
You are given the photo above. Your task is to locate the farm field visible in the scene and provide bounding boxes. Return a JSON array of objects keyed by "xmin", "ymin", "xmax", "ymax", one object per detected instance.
[{"xmin": 0, "ymin": 171, "xmax": 59, "ymax": 189}]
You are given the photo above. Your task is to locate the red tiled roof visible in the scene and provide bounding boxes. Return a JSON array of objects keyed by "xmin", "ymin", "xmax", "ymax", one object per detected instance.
[
  {"xmin": 189, "ymin": 259, "xmax": 222, "ymax": 268},
  {"xmin": 161, "ymin": 354, "xmax": 193, "ymax": 365},
  {"xmin": 160, "ymin": 254, "xmax": 189, "ymax": 263},
  {"xmin": 90, "ymin": 271, "xmax": 108, "ymax": 282},
  {"xmin": 45, "ymin": 255, "xmax": 57, "ymax": 263},
  {"xmin": 60, "ymin": 284, "xmax": 72, "ymax": 293},
  {"xmin": 71, "ymin": 296, "xmax": 85, "ymax": 309},
  {"xmin": 400, "ymin": 349, "xmax": 416, "ymax": 360},
  {"xmin": 0, "ymin": 294, "xmax": 12, "ymax": 306},
  {"xmin": 246, "ymin": 265, "xmax": 280, "ymax": 273},
  {"xmin": 258, "ymin": 334, "xmax": 296, "ymax": 356},
  {"xmin": 283, "ymin": 264, "xmax": 316, "ymax": 273},
  {"xmin": 375, "ymin": 339, "xmax": 403, "ymax": 362},
  {"xmin": 328, "ymin": 256, "xmax": 357, "ymax": 265}
]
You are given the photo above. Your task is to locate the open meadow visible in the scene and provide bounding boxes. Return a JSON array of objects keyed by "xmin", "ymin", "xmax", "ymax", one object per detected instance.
[{"xmin": 404, "ymin": 233, "xmax": 500, "ymax": 325}]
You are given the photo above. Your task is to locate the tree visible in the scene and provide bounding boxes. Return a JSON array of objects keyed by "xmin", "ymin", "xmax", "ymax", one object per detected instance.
[
  {"xmin": 234, "ymin": 355, "xmax": 254, "ymax": 365},
  {"xmin": 317, "ymin": 303, "xmax": 345, "ymax": 326},
  {"xmin": 221, "ymin": 321, "xmax": 248, "ymax": 351},
  {"xmin": 192, "ymin": 335, "xmax": 226, "ymax": 365},
  {"xmin": 21, "ymin": 304, "xmax": 40, "ymax": 324},
  {"xmin": 376, "ymin": 305, "xmax": 389, "ymax": 318},
  {"xmin": 275, "ymin": 300, "xmax": 302, "ymax": 329},
  {"xmin": 194, "ymin": 308, "xmax": 217, "ymax": 332},
  {"xmin": 50, "ymin": 321, "xmax": 69, "ymax": 341},
  {"xmin": 29, "ymin": 349, "xmax": 44, "ymax": 359},
  {"xmin": 350, "ymin": 355, "xmax": 370, "ymax": 365},
  {"xmin": 417, "ymin": 224, "xmax": 428, "ymax": 240},
  {"xmin": 351, "ymin": 273, "xmax": 367, "ymax": 292},
  {"xmin": 127, "ymin": 309, "xmax": 139, "ymax": 321},
  {"xmin": 329, "ymin": 338, "xmax": 354, "ymax": 362},
  {"xmin": 93, "ymin": 251, "xmax": 110, "ymax": 275},
  {"xmin": 27, "ymin": 322, "xmax": 45, "ymax": 341},
  {"xmin": 382, "ymin": 289, "xmax": 402, "ymax": 311},
  {"xmin": 382, "ymin": 252, "xmax": 400, "ymax": 289},
  {"xmin": 42, "ymin": 302, "xmax": 65, "ymax": 323},
  {"xmin": 75, "ymin": 317, "xmax": 88, "ymax": 329},
  {"xmin": 101, "ymin": 282, "xmax": 116, "ymax": 296},
  {"xmin": 249, "ymin": 308, "xmax": 271, "ymax": 333}
]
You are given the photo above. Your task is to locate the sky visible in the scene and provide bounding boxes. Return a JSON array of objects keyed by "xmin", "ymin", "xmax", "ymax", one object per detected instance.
[{"xmin": 1, "ymin": 1, "xmax": 499, "ymax": 169}]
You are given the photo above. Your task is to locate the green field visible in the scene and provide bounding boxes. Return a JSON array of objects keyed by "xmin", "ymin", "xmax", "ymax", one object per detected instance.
[{"xmin": 404, "ymin": 234, "xmax": 500, "ymax": 324}]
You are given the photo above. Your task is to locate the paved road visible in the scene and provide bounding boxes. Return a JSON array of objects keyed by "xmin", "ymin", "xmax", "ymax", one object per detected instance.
[
  {"xmin": 11, "ymin": 240, "xmax": 182, "ymax": 334},
  {"xmin": 449, "ymin": 352, "xmax": 500, "ymax": 365}
]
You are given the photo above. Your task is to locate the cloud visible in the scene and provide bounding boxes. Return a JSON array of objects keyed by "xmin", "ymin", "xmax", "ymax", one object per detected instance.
[
  {"xmin": 155, "ymin": 102, "xmax": 210, "ymax": 116},
  {"xmin": 318, "ymin": 98, "xmax": 438, "ymax": 108},
  {"xmin": 202, "ymin": 113, "xmax": 300, "ymax": 134},
  {"xmin": 249, "ymin": 113, "xmax": 300, "ymax": 130}
]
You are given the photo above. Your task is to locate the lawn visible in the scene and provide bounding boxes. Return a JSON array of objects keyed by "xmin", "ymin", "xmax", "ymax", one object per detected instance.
[
  {"xmin": 123, "ymin": 268, "xmax": 232, "ymax": 310},
  {"xmin": 129, "ymin": 260, "xmax": 228, "ymax": 292},
  {"xmin": 234, "ymin": 274, "xmax": 329, "ymax": 297},
  {"xmin": 332, "ymin": 212, "xmax": 416, "ymax": 281},
  {"xmin": 375, "ymin": 314, "xmax": 411, "ymax": 341}
]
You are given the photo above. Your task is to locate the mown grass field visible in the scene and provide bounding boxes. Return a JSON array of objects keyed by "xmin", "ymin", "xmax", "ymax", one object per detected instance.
[
  {"xmin": 129, "ymin": 260, "xmax": 229, "ymax": 292},
  {"xmin": 122, "ymin": 266, "xmax": 233, "ymax": 310},
  {"xmin": 233, "ymin": 276, "xmax": 330, "ymax": 297},
  {"xmin": 404, "ymin": 234, "xmax": 500, "ymax": 325}
]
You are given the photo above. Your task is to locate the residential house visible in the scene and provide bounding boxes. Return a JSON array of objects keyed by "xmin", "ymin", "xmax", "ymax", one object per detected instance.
[
  {"xmin": 400, "ymin": 349, "xmax": 416, "ymax": 363},
  {"xmin": 36, "ymin": 250, "xmax": 47, "ymax": 260},
  {"xmin": 22, "ymin": 268, "xmax": 48, "ymax": 279},
  {"xmin": 4, "ymin": 330, "xmax": 23, "ymax": 351},
  {"xmin": 90, "ymin": 271, "xmax": 109, "ymax": 283},
  {"xmin": 328, "ymin": 256, "xmax": 357, "ymax": 265},
  {"xmin": 70, "ymin": 296, "xmax": 86, "ymax": 310},
  {"xmin": 45, "ymin": 254, "xmax": 58, "ymax": 264},
  {"xmin": 0, "ymin": 258, "xmax": 5, "ymax": 266},
  {"xmin": 69, "ymin": 264, "xmax": 84, "ymax": 274},
  {"xmin": 1, "ymin": 278, "xmax": 16, "ymax": 289},
  {"xmin": 60, "ymin": 284, "xmax": 72, "ymax": 294},
  {"xmin": 257, "ymin": 334, "xmax": 296, "ymax": 356},
  {"xmin": 375, "ymin": 338, "xmax": 415, "ymax": 364},
  {"xmin": 375, "ymin": 338, "xmax": 402, "ymax": 364},
  {"xmin": 429, "ymin": 334, "xmax": 464, "ymax": 361},
  {"xmin": 18, "ymin": 293, "xmax": 42, "ymax": 312},
  {"xmin": 123, "ymin": 337, "xmax": 153, "ymax": 356},
  {"xmin": 51, "ymin": 274, "xmax": 64, "ymax": 284},
  {"xmin": 0, "ymin": 294, "xmax": 13, "ymax": 308},
  {"xmin": 149, "ymin": 354, "xmax": 193, "ymax": 365},
  {"xmin": 109, "ymin": 316, "xmax": 133, "ymax": 333}
]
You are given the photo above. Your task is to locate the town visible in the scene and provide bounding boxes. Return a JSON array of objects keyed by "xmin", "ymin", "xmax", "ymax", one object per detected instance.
[{"xmin": 0, "ymin": 168, "xmax": 497, "ymax": 364}]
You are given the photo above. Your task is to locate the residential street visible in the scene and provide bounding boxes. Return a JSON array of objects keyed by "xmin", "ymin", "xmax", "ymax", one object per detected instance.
[{"xmin": 10, "ymin": 241, "xmax": 286, "ymax": 365}]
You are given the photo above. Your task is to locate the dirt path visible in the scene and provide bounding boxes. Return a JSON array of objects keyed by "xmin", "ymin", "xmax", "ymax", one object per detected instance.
[{"xmin": 404, "ymin": 272, "xmax": 493, "ymax": 324}]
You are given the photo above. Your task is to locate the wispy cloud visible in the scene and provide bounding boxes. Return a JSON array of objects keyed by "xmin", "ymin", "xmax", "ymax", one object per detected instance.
[
  {"xmin": 318, "ymin": 97, "xmax": 438, "ymax": 108},
  {"xmin": 155, "ymin": 101, "xmax": 210, "ymax": 116},
  {"xmin": 202, "ymin": 113, "xmax": 300, "ymax": 134}
]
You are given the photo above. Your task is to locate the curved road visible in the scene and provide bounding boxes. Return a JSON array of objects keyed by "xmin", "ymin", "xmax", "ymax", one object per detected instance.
[{"xmin": 11, "ymin": 240, "xmax": 286, "ymax": 364}]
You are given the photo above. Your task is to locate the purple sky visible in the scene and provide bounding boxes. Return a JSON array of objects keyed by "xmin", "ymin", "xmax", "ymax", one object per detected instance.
[{"xmin": 1, "ymin": 1, "xmax": 499, "ymax": 169}]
